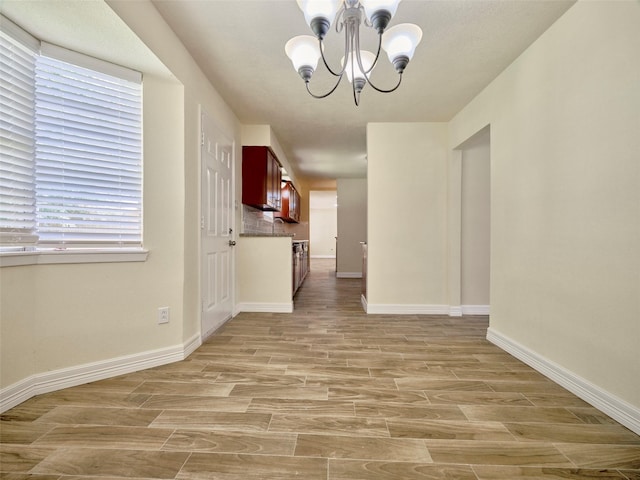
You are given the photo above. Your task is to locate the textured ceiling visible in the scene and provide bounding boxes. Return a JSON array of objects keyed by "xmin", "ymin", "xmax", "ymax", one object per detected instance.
[
  {"xmin": 151, "ymin": 0, "xmax": 575, "ymax": 180},
  {"xmin": 2, "ymin": 0, "xmax": 576, "ymax": 181}
]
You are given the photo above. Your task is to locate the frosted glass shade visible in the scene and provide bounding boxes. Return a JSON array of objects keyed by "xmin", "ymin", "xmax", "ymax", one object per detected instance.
[
  {"xmin": 381, "ymin": 23, "xmax": 422, "ymax": 62},
  {"xmin": 295, "ymin": 0, "xmax": 342, "ymax": 27},
  {"xmin": 360, "ymin": 0, "xmax": 401, "ymax": 23},
  {"xmin": 341, "ymin": 50, "xmax": 376, "ymax": 82},
  {"xmin": 285, "ymin": 36, "xmax": 321, "ymax": 72}
]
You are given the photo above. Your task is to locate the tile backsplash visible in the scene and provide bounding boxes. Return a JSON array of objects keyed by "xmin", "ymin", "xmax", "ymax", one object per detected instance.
[{"xmin": 242, "ymin": 205, "xmax": 309, "ymax": 238}]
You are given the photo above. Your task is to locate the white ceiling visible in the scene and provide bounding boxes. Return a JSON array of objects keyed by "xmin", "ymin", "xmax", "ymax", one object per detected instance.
[
  {"xmin": 2, "ymin": 0, "xmax": 576, "ymax": 182},
  {"xmin": 151, "ymin": 0, "xmax": 575, "ymax": 180}
]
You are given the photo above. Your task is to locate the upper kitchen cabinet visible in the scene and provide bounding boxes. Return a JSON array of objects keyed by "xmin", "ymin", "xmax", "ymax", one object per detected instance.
[
  {"xmin": 275, "ymin": 181, "xmax": 301, "ymax": 223},
  {"xmin": 242, "ymin": 146, "xmax": 282, "ymax": 211}
]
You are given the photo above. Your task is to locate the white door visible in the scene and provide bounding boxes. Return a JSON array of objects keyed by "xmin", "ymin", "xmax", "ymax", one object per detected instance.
[{"xmin": 201, "ymin": 110, "xmax": 234, "ymax": 339}]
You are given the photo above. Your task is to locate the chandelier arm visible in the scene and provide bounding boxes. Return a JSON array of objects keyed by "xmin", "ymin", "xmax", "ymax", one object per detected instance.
[
  {"xmin": 370, "ymin": 33, "xmax": 383, "ymax": 74},
  {"xmin": 305, "ymin": 74, "xmax": 345, "ymax": 99},
  {"xmin": 318, "ymin": 37, "xmax": 346, "ymax": 77},
  {"xmin": 354, "ymin": 22, "xmax": 381, "ymax": 76},
  {"xmin": 335, "ymin": 5, "xmax": 346, "ymax": 34},
  {"xmin": 366, "ymin": 72, "xmax": 403, "ymax": 93}
]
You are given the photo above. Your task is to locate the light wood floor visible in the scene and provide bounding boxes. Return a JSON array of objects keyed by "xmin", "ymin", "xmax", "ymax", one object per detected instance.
[{"xmin": 2, "ymin": 259, "xmax": 639, "ymax": 479}]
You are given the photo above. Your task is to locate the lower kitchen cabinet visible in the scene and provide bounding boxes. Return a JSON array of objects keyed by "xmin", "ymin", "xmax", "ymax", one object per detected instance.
[{"xmin": 293, "ymin": 240, "xmax": 309, "ymax": 297}]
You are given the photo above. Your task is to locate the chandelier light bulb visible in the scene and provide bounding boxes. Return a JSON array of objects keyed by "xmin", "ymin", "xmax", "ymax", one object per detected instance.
[
  {"xmin": 381, "ymin": 23, "xmax": 423, "ymax": 72},
  {"xmin": 286, "ymin": 0, "xmax": 421, "ymax": 104},
  {"xmin": 285, "ymin": 35, "xmax": 322, "ymax": 81},
  {"xmin": 296, "ymin": 0, "xmax": 343, "ymax": 38},
  {"xmin": 360, "ymin": 0, "xmax": 401, "ymax": 32},
  {"xmin": 341, "ymin": 50, "xmax": 376, "ymax": 83}
]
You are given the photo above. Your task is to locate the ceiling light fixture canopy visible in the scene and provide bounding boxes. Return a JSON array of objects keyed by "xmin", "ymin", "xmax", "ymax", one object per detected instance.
[{"xmin": 285, "ymin": 0, "xmax": 422, "ymax": 105}]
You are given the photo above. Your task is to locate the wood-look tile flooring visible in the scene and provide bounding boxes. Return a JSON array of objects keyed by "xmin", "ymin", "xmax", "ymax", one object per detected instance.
[{"xmin": 2, "ymin": 259, "xmax": 639, "ymax": 479}]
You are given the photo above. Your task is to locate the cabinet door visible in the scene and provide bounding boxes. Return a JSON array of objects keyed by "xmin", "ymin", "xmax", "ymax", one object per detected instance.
[
  {"xmin": 273, "ymin": 156, "xmax": 282, "ymax": 210},
  {"xmin": 290, "ymin": 186, "xmax": 298, "ymax": 222},
  {"xmin": 266, "ymin": 150, "xmax": 275, "ymax": 209},
  {"xmin": 242, "ymin": 146, "xmax": 282, "ymax": 211}
]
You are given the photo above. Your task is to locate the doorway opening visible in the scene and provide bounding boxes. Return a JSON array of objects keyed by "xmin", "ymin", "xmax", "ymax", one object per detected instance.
[
  {"xmin": 309, "ymin": 190, "xmax": 337, "ymax": 270},
  {"xmin": 459, "ymin": 126, "xmax": 491, "ymax": 315}
]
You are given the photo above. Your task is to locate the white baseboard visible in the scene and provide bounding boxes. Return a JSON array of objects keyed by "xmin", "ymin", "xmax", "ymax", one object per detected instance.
[
  {"xmin": 450, "ymin": 305, "xmax": 490, "ymax": 316},
  {"xmin": 184, "ymin": 332, "xmax": 203, "ymax": 357},
  {"xmin": 336, "ymin": 272, "xmax": 362, "ymax": 278},
  {"xmin": 365, "ymin": 304, "xmax": 450, "ymax": 315},
  {"xmin": 361, "ymin": 294, "xmax": 367, "ymax": 312},
  {"xmin": 311, "ymin": 255, "xmax": 335, "ymax": 259},
  {"xmin": 0, "ymin": 333, "xmax": 201, "ymax": 414},
  {"xmin": 462, "ymin": 305, "xmax": 490, "ymax": 315},
  {"xmin": 236, "ymin": 302, "xmax": 293, "ymax": 313},
  {"xmin": 487, "ymin": 327, "xmax": 640, "ymax": 436}
]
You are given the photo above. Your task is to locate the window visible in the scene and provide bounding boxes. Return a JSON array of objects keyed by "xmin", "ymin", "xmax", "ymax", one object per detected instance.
[
  {"xmin": 1, "ymin": 17, "xmax": 142, "ymax": 253},
  {"xmin": 0, "ymin": 18, "xmax": 37, "ymax": 245}
]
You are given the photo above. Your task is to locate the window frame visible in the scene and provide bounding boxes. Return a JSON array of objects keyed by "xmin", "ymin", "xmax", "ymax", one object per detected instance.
[{"xmin": 0, "ymin": 16, "xmax": 147, "ymax": 266}]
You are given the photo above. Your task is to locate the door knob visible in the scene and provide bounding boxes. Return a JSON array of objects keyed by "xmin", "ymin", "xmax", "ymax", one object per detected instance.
[{"xmin": 228, "ymin": 240, "xmax": 236, "ymax": 247}]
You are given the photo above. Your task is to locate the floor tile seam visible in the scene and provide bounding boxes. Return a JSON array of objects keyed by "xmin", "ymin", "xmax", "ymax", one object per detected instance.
[
  {"xmin": 267, "ymin": 428, "xmax": 393, "ymax": 439},
  {"xmin": 292, "ymin": 452, "xmax": 436, "ymax": 464},
  {"xmin": 502, "ymin": 421, "xmax": 640, "ymax": 435},
  {"xmin": 619, "ymin": 469, "xmax": 640, "ymax": 480},
  {"xmin": 158, "ymin": 428, "xmax": 179, "ymax": 451},
  {"xmin": 30, "ymin": 437, "xmax": 176, "ymax": 451},
  {"xmin": 173, "ymin": 450, "xmax": 194, "ymax": 479},
  {"xmin": 469, "ymin": 463, "xmax": 629, "ymax": 478},
  {"xmin": 554, "ymin": 441, "xmax": 640, "ymax": 451},
  {"xmin": 459, "ymin": 404, "xmax": 599, "ymax": 425},
  {"xmin": 425, "ymin": 442, "xmax": 606, "ymax": 469}
]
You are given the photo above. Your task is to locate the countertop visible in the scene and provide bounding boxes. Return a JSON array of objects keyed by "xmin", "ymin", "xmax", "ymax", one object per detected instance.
[{"xmin": 239, "ymin": 233, "xmax": 295, "ymax": 237}]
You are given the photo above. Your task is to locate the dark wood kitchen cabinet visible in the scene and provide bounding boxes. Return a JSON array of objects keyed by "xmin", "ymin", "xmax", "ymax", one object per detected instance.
[
  {"xmin": 242, "ymin": 146, "xmax": 282, "ymax": 211},
  {"xmin": 275, "ymin": 180, "xmax": 300, "ymax": 223}
]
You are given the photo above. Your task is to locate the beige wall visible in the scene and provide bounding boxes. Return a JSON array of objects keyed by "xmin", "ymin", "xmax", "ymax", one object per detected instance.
[
  {"xmin": 367, "ymin": 123, "xmax": 449, "ymax": 308},
  {"xmin": 336, "ymin": 179, "xmax": 367, "ymax": 276},
  {"xmin": 365, "ymin": 0, "xmax": 639, "ymax": 416},
  {"xmin": 107, "ymin": 0, "xmax": 243, "ymax": 347},
  {"xmin": 460, "ymin": 129, "xmax": 491, "ymax": 307},
  {"xmin": 0, "ymin": 74, "xmax": 185, "ymax": 388},
  {"xmin": 1, "ymin": 0, "xmax": 244, "ymax": 396},
  {"xmin": 449, "ymin": 1, "xmax": 640, "ymax": 408}
]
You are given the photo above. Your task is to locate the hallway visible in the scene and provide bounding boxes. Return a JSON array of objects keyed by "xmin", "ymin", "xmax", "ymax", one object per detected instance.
[{"xmin": 1, "ymin": 259, "xmax": 639, "ymax": 479}]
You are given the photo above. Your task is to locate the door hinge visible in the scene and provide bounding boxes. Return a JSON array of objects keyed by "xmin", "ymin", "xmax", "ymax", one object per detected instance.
[
  {"xmin": 201, "ymin": 131, "xmax": 205, "ymax": 146},
  {"xmin": 200, "ymin": 216, "xmax": 205, "ymax": 229}
]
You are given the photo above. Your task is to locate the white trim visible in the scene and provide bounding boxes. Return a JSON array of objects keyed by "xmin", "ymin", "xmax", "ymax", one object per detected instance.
[
  {"xmin": 0, "ymin": 14, "xmax": 40, "ymax": 52},
  {"xmin": 462, "ymin": 304, "xmax": 490, "ymax": 315},
  {"xmin": 183, "ymin": 333, "xmax": 202, "ymax": 359},
  {"xmin": 201, "ymin": 315, "xmax": 233, "ymax": 342},
  {"xmin": 336, "ymin": 272, "xmax": 362, "ymax": 278},
  {"xmin": 311, "ymin": 255, "xmax": 335, "ymax": 259},
  {"xmin": 487, "ymin": 327, "xmax": 640, "ymax": 436},
  {"xmin": 449, "ymin": 306, "xmax": 463, "ymax": 317},
  {"xmin": 0, "ymin": 334, "xmax": 200, "ymax": 413},
  {"xmin": 365, "ymin": 304, "xmax": 450, "ymax": 315},
  {"xmin": 40, "ymin": 41, "xmax": 141, "ymax": 83},
  {"xmin": 361, "ymin": 294, "xmax": 368, "ymax": 312},
  {"xmin": 0, "ymin": 248, "xmax": 149, "ymax": 267},
  {"xmin": 236, "ymin": 302, "xmax": 293, "ymax": 313}
]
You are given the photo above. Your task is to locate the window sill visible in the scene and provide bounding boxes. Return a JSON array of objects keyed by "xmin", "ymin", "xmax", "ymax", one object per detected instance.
[{"xmin": 0, "ymin": 248, "xmax": 149, "ymax": 267}]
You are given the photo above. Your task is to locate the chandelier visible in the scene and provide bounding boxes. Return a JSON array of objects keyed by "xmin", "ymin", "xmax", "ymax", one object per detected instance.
[{"xmin": 285, "ymin": 0, "xmax": 422, "ymax": 105}]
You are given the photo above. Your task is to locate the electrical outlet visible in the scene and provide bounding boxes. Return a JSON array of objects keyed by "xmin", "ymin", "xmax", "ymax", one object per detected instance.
[{"xmin": 158, "ymin": 307, "xmax": 170, "ymax": 324}]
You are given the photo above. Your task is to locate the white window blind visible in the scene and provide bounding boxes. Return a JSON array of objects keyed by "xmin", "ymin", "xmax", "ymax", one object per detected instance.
[
  {"xmin": 34, "ymin": 48, "xmax": 142, "ymax": 245},
  {"xmin": 0, "ymin": 26, "xmax": 38, "ymax": 243}
]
